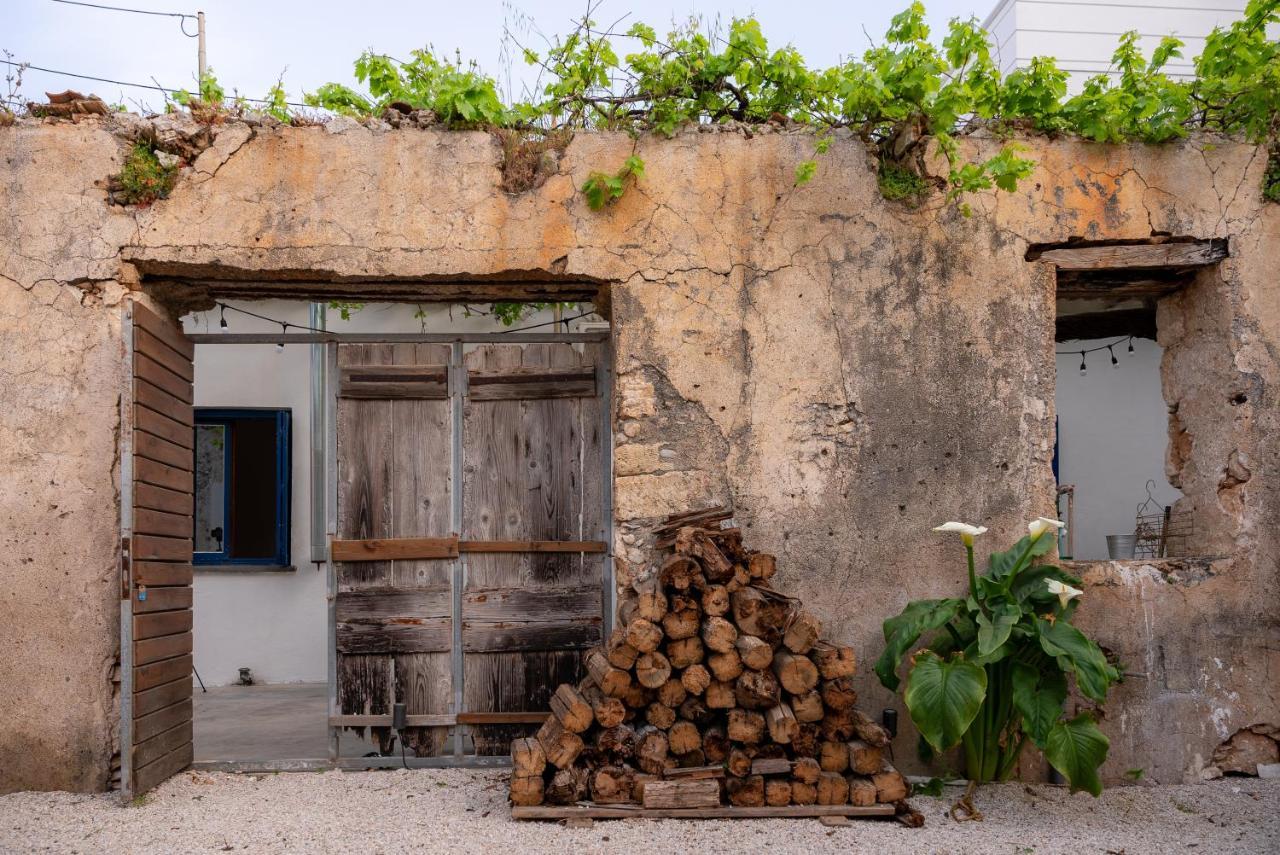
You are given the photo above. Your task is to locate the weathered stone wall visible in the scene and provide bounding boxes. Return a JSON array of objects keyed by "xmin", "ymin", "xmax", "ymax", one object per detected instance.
[{"xmin": 0, "ymin": 115, "xmax": 1275, "ymax": 791}]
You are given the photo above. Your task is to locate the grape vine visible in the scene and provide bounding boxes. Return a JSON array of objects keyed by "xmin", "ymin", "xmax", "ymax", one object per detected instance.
[
  {"xmin": 305, "ymin": 0, "xmax": 1278, "ymax": 216},
  {"xmin": 133, "ymin": 1, "xmax": 1276, "ymax": 323}
]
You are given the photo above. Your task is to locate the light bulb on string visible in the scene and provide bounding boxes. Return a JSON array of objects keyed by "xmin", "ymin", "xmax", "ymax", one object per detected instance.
[
  {"xmin": 276, "ymin": 323, "xmax": 288, "ymax": 352},
  {"xmin": 1078, "ymin": 351, "xmax": 1087, "ymax": 376},
  {"xmin": 1127, "ymin": 338, "xmax": 1135, "ymax": 355},
  {"xmin": 219, "ymin": 304, "xmax": 228, "ymax": 329},
  {"xmin": 1109, "ymin": 345, "xmax": 1118, "ymax": 368}
]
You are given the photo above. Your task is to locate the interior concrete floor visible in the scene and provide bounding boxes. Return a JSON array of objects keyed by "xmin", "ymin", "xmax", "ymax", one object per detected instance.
[{"xmin": 193, "ymin": 682, "xmax": 376, "ymax": 761}]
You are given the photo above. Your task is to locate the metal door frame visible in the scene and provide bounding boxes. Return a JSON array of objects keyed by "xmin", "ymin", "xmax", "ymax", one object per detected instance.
[{"xmin": 117, "ymin": 304, "xmax": 136, "ymax": 800}]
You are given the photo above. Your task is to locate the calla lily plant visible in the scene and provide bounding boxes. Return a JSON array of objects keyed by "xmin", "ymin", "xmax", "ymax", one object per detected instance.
[{"xmin": 876, "ymin": 518, "xmax": 1120, "ymax": 796}]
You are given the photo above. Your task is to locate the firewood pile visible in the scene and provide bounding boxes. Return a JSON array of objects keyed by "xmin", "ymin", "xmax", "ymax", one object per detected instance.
[{"xmin": 510, "ymin": 507, "xmax": 919, "ymax": 822}]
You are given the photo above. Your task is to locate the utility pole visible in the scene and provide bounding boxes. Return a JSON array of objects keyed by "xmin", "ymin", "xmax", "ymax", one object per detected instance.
[{"xmin": 197, "ymin": 11, "xmax": 207, "ymax": 83}]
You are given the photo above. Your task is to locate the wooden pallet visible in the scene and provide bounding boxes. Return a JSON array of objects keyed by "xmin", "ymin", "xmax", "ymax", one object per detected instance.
[{"xmin": 511, "ymin": 804, "xmax": 897, "ymax": 821}]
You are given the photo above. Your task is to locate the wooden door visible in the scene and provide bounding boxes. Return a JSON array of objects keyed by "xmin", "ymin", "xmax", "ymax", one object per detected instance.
[
  {"xmin": 122, "ymin": 302, "xmax": 195, "ymax": 797},
  {"xmin": 333, "ymin": 340, "xmax": 607, "ymax": 759},
  {"xmin": 461, "ymin": 343, "xmax": 606, "ymax": 754},
  {"xmin": 334, "ymin": 344, "xmax": 454, "ymax": 757}
]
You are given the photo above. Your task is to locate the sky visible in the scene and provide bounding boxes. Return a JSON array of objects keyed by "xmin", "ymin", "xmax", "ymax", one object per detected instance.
[{"xmin": 3, "ymin": 0, "xmax": 983, "ymax": 113}]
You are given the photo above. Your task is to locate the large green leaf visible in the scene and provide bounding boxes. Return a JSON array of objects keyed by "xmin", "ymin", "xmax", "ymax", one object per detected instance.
[
  {"xmin": 1010, "ymin": 660, "xmax": 1067, "ymax": 745},
  {"xmin": 1044, "ymin": 713, "xmax": 1109, "ymax": 796},
  {"xmin": 1013, "ymin": 565, "xmax": 1082, "ymax": 604},
  {"xmin": 1036, "ymin": 618, "xmax": 1118, "ymax": 702},
  {"xmin": 904, "ymin": 652, "xmax": 988, "ymax": 754},
  {"xmin": 964, "ymin": 640, "xmax": 1012, "ymax": 667},
  {"xmin": 987, "ymin": 533, "xmax": 1057, "ymax": 582},
  {"xmin": 875, "ymin": 598, "xmax": 964, "ymax": 691},
  {"xmin": 977, "ymin": 602, "xmax": 1023, "ymax": 656}
]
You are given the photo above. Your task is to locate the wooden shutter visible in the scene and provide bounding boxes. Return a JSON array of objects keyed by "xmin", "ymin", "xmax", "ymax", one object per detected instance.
[{"xmin": 122, "ymin": 302, "xmax": 194, "ymax": 797}]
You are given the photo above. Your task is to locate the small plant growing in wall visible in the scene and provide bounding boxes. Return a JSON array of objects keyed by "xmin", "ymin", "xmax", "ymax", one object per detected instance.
[
  {"xmin": 581, "ymin": 155, "xmax": 645, "ymax": 211},
  {"xmin": 112, "ymin": 143, "xmax": 178, "ymax": 206},
  {"xmin": 875, "ymin": 518, "xmax": 1120, "ymax": 804}
]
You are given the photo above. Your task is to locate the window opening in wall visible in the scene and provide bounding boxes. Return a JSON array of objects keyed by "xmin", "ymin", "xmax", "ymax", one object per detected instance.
[
  {"xmin": 193, "ymin": 408, "xmax": 292, "ymax": 567},
  {"xmin": 1054, "ymin": 298, "xmax": 1182, "ymax": 560}
]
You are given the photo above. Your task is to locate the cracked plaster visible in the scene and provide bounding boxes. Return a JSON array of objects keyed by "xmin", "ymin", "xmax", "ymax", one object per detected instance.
[{"xmin": 0, "ymin": 117, "xmax": 1276, "ymax": 790}]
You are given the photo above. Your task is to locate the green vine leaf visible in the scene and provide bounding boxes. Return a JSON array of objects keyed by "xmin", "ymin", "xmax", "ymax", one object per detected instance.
[
  {"xmin": 303, "ymin": 0, "xmax": 1280, "ymax": 207},
  {"xmin": 581, "ymin": 155, "xmax": 645, "ymax": 210},
  {"xmin": 794, "ymin": 159, "xmax": 817, "ymax": 186}
]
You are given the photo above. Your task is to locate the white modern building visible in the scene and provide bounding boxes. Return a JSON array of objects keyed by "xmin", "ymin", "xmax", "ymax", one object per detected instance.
[{"xmin": 983, "ymin": 0, "xmax": 1251, "ymax": 88}]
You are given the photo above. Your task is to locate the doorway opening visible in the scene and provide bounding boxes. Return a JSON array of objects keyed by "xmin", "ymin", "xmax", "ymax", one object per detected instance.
[{"xmin": 120, "ymin": 285, "xmax": 612, "ymax": 796}]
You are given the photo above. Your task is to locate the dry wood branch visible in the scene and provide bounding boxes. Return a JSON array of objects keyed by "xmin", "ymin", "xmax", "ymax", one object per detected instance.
[
  {"xmin": 811, "ymin": 643, "xmax": 857, "ymax": 679},
  {"xmin": 510, "ymin": 737, "xmax": 546, "ymax": 776},
  {"xmin": 550, "ymin": 684, "xmax": 594, "ymax": 733},
  {"xmin": 681, "ymin": 664, "xmax": 711, "ymax": 695},
  {"xmin": 643, "ymin": 778, "xmax": 720, "ymax": 809}
]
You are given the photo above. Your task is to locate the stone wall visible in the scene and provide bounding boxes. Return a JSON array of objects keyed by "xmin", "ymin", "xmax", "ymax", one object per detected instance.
[{"xmin": 0, "ymin": 114, "xmax": 1275, "ymax": 791}]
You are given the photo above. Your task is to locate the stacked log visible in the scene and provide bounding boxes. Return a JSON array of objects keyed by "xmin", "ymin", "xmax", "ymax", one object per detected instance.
[{"xmin": 510, "ymin": 507, "xmax": 911, "ymax": 814}]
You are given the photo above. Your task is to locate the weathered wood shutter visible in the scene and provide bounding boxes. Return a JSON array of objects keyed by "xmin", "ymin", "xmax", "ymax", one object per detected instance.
[
  {"xmin": 333, "ymin": 340, "xmax": 608, "ymax": 758},
  {"xmin": 122, "ymin": 302, "xmax": 195, "ymax": 796}
]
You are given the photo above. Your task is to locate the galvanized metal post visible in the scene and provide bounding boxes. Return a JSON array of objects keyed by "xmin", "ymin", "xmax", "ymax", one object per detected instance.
[
  {"xmin": 449, "ymin": 341, "xmax": 466, "ymax": 758},
  {"xmin": 309, "ymin": 303, "xmax": 327, "ymax": 563},
  {"xmin": 196, "ymin": 12, "xmax": 206, "ymax": 84},
  {"xmin": 325, "ymin": 340, "xmax": 339, "ymax": 764}
]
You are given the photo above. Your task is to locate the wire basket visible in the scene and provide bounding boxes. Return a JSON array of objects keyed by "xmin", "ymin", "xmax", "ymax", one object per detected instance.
[{"xmin": 1133, "ymin": 480, "xmax": 1194, "ymax": 558}]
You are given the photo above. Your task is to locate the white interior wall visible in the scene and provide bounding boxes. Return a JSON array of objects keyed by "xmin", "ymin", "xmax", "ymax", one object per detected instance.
[
  {"xmin": 1054, "ymin": 335, "xmax": 1182, "ymax": 560},
  {"xmin": 184, "ymin": 299, "xmax": 588, "ymax": 685}
]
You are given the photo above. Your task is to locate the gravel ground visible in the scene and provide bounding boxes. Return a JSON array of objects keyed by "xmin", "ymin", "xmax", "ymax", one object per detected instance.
[{"xmin": 1, "ymin": 769, "xmax": 1277, "ymax": 855}]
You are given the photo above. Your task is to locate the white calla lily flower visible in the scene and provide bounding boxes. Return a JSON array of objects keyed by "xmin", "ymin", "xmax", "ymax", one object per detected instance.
[
  {"xmin": 933, "ymin": 521, "xmax": 988, "ymax": 546},
  {"xmin": 1027, "ymin": 517, "xmax": 1066, "ymax": 539},
  {"xmin": 1046, "ymin": 578, "xmax": 1083, "ymax": 608}
]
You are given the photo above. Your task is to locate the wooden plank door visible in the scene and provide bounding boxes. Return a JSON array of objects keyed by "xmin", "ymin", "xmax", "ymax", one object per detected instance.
[
  {"xmin": 332, "ymin": 340, "xmax": 608, "ymax": 759},
  {"xmin": 462, "ymin": 342, "xmax": 606, "ymax": 755},
  {"xmin": 122, "ymin": 302, "xmax": 195, "ymax": 797},
  {"xmin": 335, "ymin": 344, "xmax": 454, "ymax": 756}
]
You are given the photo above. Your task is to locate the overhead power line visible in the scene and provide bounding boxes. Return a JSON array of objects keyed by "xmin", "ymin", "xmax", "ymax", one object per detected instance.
[
  {"xmin": 49, "ymin": 0, "xmax": 196, "ymax": 21},
  {"xmin": 0, "ymin": 58, "xmax": 312, "ymax": 108}
]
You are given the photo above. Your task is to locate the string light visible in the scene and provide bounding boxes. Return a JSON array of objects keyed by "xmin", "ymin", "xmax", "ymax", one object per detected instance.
[
  {"xmin": 211, "ymin": 300, "xmax": 598, "ymax": 340},
  {"xmin": 211, "ymin": 302, "xmax": 329, "ymax": 346},
  {"xmin": 1057, "ymin": 336, "xmax": 1137, "ymax": 377}
]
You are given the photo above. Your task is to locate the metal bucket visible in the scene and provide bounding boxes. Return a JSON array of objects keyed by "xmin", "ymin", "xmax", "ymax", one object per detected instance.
[{"xmin": 1106, "ymin": 534, "xmax": 1137, "ymax": 559}]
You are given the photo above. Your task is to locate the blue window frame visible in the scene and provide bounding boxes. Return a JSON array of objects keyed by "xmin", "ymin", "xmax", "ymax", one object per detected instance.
[{"xmin": 193, "ymin": 408, "xmax": 291, "ymax": 567}]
